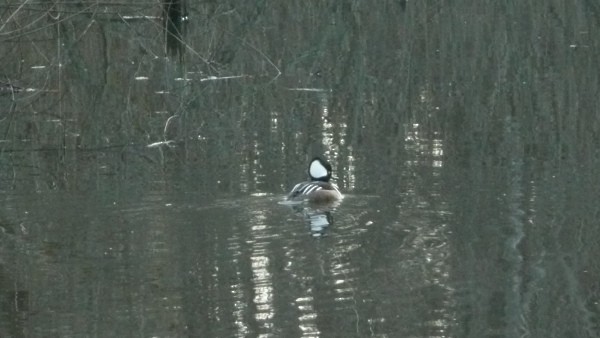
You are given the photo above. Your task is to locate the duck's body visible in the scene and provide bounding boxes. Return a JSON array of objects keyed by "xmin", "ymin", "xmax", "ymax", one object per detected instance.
[
  {"xmin": 287, "ymin": 157, "xmax": 342, "ymax": 203},
  {"xmin": 288, "ymin": 180, "xmax": 342, "ymax": 202}
]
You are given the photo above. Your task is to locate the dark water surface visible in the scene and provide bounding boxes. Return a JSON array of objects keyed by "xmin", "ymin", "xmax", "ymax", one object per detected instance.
[
  {"xmin": 2, "ymin": 1, "xmax": 600, "ymax": 337},
  {"xmin": 2, "ymin": 165, "xmax": 454, "ymax": 338},
  {"xmin": 2, "ymin": 144, "xmax": 598, "ymax": 337}
]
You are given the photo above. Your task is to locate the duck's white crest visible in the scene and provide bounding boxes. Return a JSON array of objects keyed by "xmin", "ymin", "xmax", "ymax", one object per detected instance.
[{"xmin": 309, "ymin": 159, "xmax": 328, "ymax": 179}]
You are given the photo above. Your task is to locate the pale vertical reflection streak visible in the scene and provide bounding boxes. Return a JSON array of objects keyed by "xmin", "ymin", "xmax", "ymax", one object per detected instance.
[
  {"xmin": 270, "ymin": 110, "xmax": 279, "ymax": 134},
  {"xmin": 319, "ymin": 92, "xmax": 333, "ymax": 153},
  {"xmin": 318, "ymin": 91, "xmax": 342, "ymax": 159},
  {"xmin": 240, "ymin": 161, "xmax": 249, "ymax": 193},
  {"xmin": 249, "ymin": 211, "xmax": 275, "ymax": 337},
  {"xmin": 252, "ymin": 137, "xmax": 265, "ymax": 188},
  {"xmin": 432, "ymin": 135, "xmax": 444, "ymax": 169},
  {"xmin": 504, "ymin": 118, "xmax": 526, "ymax": 337},
  {"xmin": 227, "ymin": 233, "xmax": 249, "ymax": 337},
  {"xmin": 284, "ymin": 246, "xmax": 320, "ymax": 337},
  {"xmin": 270, "ymin": 110, "xmax": 286, "ymax": 174},
  {"xmin": 330, "ymin": 243, "xmax": 363, "ymax": 333},
  {"xmin": 318, "ymin": 91, "xmax": 348, "ymax": 189},
  {"xmin": 239, "ymin": 110, "xmax": 250, "ymax": 193},
  {"xmin": 346, "ymin": 149, "xmax": 356, "ymax": 190},
  {"xmin": 404, "ymin": 122, "xmax": 454, "ymax": 336},
  {"xmin": 296, "ymin": 294, "xmax": 320, "ymax": 337}
]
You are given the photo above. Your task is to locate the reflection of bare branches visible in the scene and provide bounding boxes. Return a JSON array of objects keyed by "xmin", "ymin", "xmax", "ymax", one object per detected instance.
[
  {"xmin": 241, "ymin": 39, "xmax": 281, "ymax": 82},
  {"xmin": 0, "ymin": 2, "xmax": 99, "ymax": 39},
  {"xmin": 147, "ymin": 112, "xmax": 182, "ymax": 148},
  {"xmin": 163, "ymin": 113, "xmax": 181, "ymax": 142},
  {"xmin": 0, "ymin": 0, "xmax": 31, "ymax": 33}
]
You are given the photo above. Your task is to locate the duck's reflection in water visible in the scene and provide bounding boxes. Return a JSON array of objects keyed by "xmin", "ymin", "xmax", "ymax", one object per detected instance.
[{"xmin": 289, "ymin": 201, "xmax": 340, "ymax": 237}]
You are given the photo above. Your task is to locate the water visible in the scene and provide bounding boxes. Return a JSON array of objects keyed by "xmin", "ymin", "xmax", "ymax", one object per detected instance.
[
  {"xmin": 2, "ymin": 148, "xmax": 599, "ymax": 337},
  {"xmin": 1, "ymin": 162, "xmax": 456, "ymax": 337}
]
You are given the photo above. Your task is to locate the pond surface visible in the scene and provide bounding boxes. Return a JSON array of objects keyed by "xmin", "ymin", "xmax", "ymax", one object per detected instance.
[
  {"xmin": 1, "ymin": 1, "xmax": 600, "ymax": 337},
  {"xmin": 3, "ymin": 160, "xmax": 454, "ymax": 337},
  {"xmin": 3, "ymin": 145, "xmax": 598, "ymax": 337}
]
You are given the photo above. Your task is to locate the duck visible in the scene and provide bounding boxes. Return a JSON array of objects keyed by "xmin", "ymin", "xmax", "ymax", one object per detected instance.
[{"xmin": 287, "ymin": 157, "xmax": 343, "ymax": 203}]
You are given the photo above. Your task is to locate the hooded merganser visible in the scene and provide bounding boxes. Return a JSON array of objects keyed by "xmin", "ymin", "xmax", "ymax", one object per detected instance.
[{"xmin": 287, "ymin": 157, "xmax": 343, "ymax": 203}]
